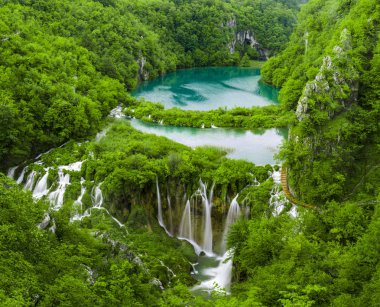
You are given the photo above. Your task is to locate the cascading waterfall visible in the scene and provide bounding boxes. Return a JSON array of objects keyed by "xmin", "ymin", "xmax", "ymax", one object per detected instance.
[
  {"xmin": 156, "ymin": 178, "xmax": 172, "ymax": 236},
  {"xmin": 93, "ymin": 184, "xmax": 126, "ymax": 228},
  {"xmin": 156, "ymin": 179, "xmax": 163, "ymax": 226},
  {"xmin": 193, "ymin": 250, "xmax": 233, "ymax": 294},
  {"xmin": 7, "ymin": 166, "xmax": 17, "ymax": 179},
  {"xmin": 93, "ymin": 184, "xmax": 103, "ymax": 208},
  {"xmin": 33, "ymin": 170, "xmax": 50, "ymax": 199},
  {"xmin": 199, "ymin": 180, "xmax": 213, "ymax": 254},
  {"xmin": 269, "ymin": 168, "xmax": 288, "ymax": 216},
  {"xmin": 24, "ymin": 171, "xmax": 37, "ymax": 191},
  {"xmin": 70, "ymin": 182, "xmax": 125, "ymax": 228},
  {"xmin": 109, "ymin": 105, "xmax": 124, "ymax": 119},
  {"xmin": 47, "ymin": 161, "xmax": 83, "ymax": 210},
  {"xmin": 70, "ymin": 178, "xmax": 89, "ymax": 222},
  {"xmin": 16, "ymin": 167, "xmax": 26, "ymax": 184},
  {"xmin": 178, "ymin": 198, "xmax": 203, "ymax": 255},
  {"xmin": 49, "ymin": 169, "xmax": 70, "ymax": 210},
  {"xmin": 167, "ymin": 194, "xmax": 173, "ymax": 234},
  {"xmin": 193, "ymin": 195, "xmax": 241, "ymax": 294},
  {"xmin": 221, "ymin": 195, "xmax": 241, "ymax": 253},
  {"xmin": 95, "ymin": 129, "xmax": 108, "ymax": 141},
  {"xmin": 76, "ymin": 178, "xmax": 86, "ymax": 209},
  {"xmin": 179, "ymin": 200, "xmax": 193, "ymax": 240}
]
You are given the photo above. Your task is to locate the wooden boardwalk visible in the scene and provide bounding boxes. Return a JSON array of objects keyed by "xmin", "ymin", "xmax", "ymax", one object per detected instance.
[{"xmin": 281, "ymin": 168, "xmax": 314, "ymax": 209}]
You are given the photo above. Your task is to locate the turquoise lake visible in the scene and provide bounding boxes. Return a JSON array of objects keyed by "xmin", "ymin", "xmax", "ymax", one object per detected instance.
[
  {"xmin": 130, "ymin": 67, "xmax": 285, "ymax": 165},
  {"xmin": 132, "ymin": 67, "xmax": 279, "ymax": 111}
]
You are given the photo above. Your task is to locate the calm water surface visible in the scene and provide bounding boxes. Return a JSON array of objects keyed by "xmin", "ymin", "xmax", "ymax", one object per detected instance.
[
  {"xmin": 132, "ymin": 67, "xmax": 279, "ymax": 111},
  {"xmin": 130, "ymin": 119, "xmax": 287, "ymax": 165},
  {"xmin": 131, "ymin": 67, "xmax": 285, "ymax": 165}
]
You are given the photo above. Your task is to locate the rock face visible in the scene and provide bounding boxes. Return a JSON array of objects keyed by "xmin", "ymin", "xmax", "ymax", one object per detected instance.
[
  {"xmin": 227, "ymin": 29, "xmax": 270, "ymax": 60},
  {"xmin": 295, "ymin": 28, "xmax": 359, "ymax": 122},
  {"xmin": 236, "ymin": 30, "xmax": 258, "ymax": 47},
  {"xmin": 228, "ymin": 30, "xmax": 258, "ymax": 53}
]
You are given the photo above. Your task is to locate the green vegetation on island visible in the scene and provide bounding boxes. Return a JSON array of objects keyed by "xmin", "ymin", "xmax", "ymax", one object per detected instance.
[{"xmin": 125, "ymin": 101, "xmax": 293, "ymax": 129}]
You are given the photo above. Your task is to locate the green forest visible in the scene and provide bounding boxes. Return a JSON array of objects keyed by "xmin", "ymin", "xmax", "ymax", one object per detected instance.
[{"xmin": 1, "ymin": 0, "xmax": 380, "ymax": 306}]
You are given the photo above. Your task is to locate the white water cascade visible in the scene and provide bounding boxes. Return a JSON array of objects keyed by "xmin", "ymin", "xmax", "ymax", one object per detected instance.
[
  {"xmin": 193, "ymin": 250, "xmax": 233, "ymax": 294},
  {"xmin": 7, "ymin": 166, "xmax": 17, "ymax": 179},
  {"xmin": 70, "ymin": 183, "xmax": 125, "ymax": 228},
  {"xmin": 270, "ymin": 169, "xmax": 288, "ymax": 216},
  {"xmin": 156, "ymin": 179, "xmax": 172, "ymax": 236},
  {"xmin": 49, "ymin": 171, "xmax": 70, "ymax": 210},
  {"xmin": 16, "ymin": 167, "xmax": 26, "ymax": 184},
  {"xmin": 95, "ymin": 128, "xmax": 108, "ymax": 142},
  {"xmin": 93, "ymin": 184, "xmax": 126, "ymax": 228},
  {"xmin": 24, "ymin": 171, "xmax": 37, "ymax": 191},
  {"xmin": 179, "ymin": 200, "xmax": 193, "ymax": 240},
  {"xmin": 33, "ymin": 170, "xmax": 50, "ymax": 199},
  {"xmin": 167, "ymin": 194, "xmax": 174, "ymax": 234},
  {"xmin": 221, "ymin": 195, "xmax": 241, "ymax": 253},
  {"xmin": 198, "ymin": 180, "xmax": 213, "ymax": 254},
  {"xmin": 193, "ymin": 195, "xmax": 242, "ymax": 294},
  {"xmin": 93, "ymin": 184, "xmax": 103, "ymax": 208},
  {"xmin": 70, "ymin": 179, "xmax": 89, "ymax": 222},
  {"xmin": 109, "ymin": 105, "xmax": 124, "ymax": 119}
]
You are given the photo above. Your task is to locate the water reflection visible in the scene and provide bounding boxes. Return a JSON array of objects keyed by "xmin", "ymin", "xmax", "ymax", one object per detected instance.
[{"xmin": 130, "ymin": 119, "xmax": 287, "ymax": 165}]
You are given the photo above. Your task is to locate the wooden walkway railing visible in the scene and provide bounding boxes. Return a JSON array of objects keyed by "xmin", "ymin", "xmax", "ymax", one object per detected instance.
[{"xmin": 281, "ymin": 168, "xmax": 314, "ymax": 209}]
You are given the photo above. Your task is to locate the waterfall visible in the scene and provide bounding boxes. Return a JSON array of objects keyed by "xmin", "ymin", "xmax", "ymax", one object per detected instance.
[
  {"xmin": 199, "ymin": 180, "xmax": 213, "ymax": 254},
  {"xmin": 16, "ymin": 167, "xmax": 26, "ymax": 184},
  {"xmin": 270, "ymin": 168, "xmax": 287, "ymax": 216},
  {"xmin": 93, "ymin": 184, "xmax": 103, "ymax": 208},
  {"xmin": 156, "ymin": 178, "xmax": 171, "ymax": 236},
  {"xmin": 156, "ymin": 178, "xmax": 164, "ymax": 227},
  {"xmin": 179, "ymin": 200, "xmax": 193, "ymax": 240},
  {"xmin": 192, "ymin": 250, "xmax": 233, "ymax": 294},
  {"xmin": 49, "ymin": 169, "xmax": 70, "ymax": 210},
  {"xmin": 76, "ymin": 178, "xmax": 86, "ymax": 208},
  {"xmin": 289, "ymin": 205, "xmax": 298, "ymax": 218},
  {"xmin": 109, "ymin": 105, "xmax": 124, "ymax": 118},
  {"xmin": 167, "ymin": 194, "xmax": 173, "ymax": 234},
  {"xmin": 270, "ymin": 185, "xmax": 284, "ymax": 216},
  {"xmin": 38, "ymin": 213, "xmax": 51, "ymax": 230},
  {"xmin": 95, "ymin": 128, "xmax": 108, "ymax": 141},
  {"xmin": 70, "ymin": 178, "xmax": 87, "ymax": 222},
  {"xmin": 221, "ymin": 195, "xmax": 241, "ymax": 253},
  {"xmin": 33, "ymin": 171, "xmax": 49, "ymax": 199},
  {"xmin": 91, "ymin": 184, "xmax": 126, "ymax": 228},
  {"xmin": 24, "ymin": 171, "xmax": 37, "ymax": 191},
  {"xmin": 69, "ymin": 182, "xmax": 125, "ymax": 229},
  {"xmin": 7, "ymin": 166, "xmax": 17, "ymax": 179},
  {"xmin": 178, "ymin": 199, "xmax": 203, "ymax": 255},
  {"xmin": 271, "ymin": 169, "xmax": 281, "ymax": 184}
]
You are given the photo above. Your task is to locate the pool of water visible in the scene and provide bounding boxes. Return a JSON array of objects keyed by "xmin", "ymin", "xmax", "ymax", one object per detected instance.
[
  {"xmin": 132, "ymin": 67, "xmax": 279, "ymax": 111},
  {"xmin": 130, "ymin": 119, "xmax": 287, "ymax": 165}
]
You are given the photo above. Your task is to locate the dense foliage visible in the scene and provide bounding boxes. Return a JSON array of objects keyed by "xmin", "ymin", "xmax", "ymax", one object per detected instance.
[
  {"xmin": 0, "ymin": 173, "xmax": 193, "ymax": 306},
  {"xmin": 0, "ymin": 0, "xmax": 299, "ymax": 169},
  {"xmin": 262, "ymin": 0, "xmax": 380, "ymax": 205},
  {"xmin": 125, "ymin": 101, "xmax": 293, "ymax": 129},
  {"xmin": 2, "ymin": 121, "xmax": 281, "ymax": 305},
  {"xmin": 2, "ymin": 0, "xmax": 380, "ymax": 305}
]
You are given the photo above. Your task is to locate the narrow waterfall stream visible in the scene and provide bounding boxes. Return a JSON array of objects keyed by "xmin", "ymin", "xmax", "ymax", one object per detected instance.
[{"xmin": 156, "ymin": 179, "xmax": 244, "ymax": 294}]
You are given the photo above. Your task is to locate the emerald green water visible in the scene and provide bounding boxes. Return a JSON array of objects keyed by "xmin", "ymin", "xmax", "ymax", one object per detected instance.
[
  {"xmin": 132, "ymin": 67, "xmax": 279, "ymax": 111},
  {"xmin": 130, "ymin": 67, "xmax": 285, "ymax": 165}
]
